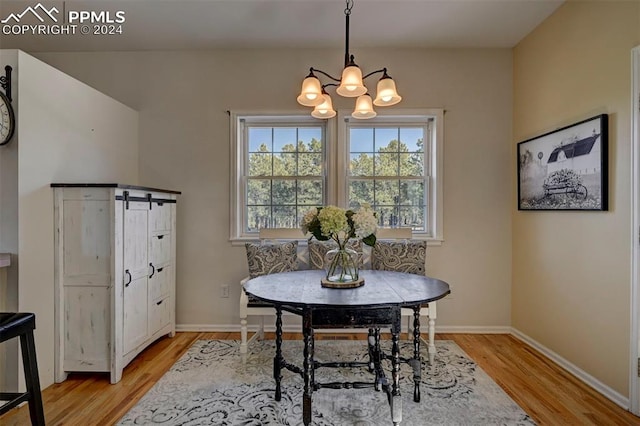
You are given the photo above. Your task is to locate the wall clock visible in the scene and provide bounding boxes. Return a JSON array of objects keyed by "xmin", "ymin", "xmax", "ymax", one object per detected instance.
[{"xmin": 0, "ymin": 90, "xmax": 15, "ymax": 146}]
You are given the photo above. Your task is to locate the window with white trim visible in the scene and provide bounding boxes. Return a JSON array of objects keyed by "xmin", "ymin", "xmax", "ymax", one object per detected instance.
[
  {"xmin": 337, "ymin": 110, "xmax": 443, "ymax": 240},
  {"xmin": 230, "ymin": 113, "xmax": 327, "ymax": 240},
  {"xmin": 231, "ymin": 110, "xmax": 443, "ymax": 242}
]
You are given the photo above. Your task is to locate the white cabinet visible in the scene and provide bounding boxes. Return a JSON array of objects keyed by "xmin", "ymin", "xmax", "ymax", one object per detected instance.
[{"xmin": 52, "ymin": 184, "xmax": 179, "ymax": 384}]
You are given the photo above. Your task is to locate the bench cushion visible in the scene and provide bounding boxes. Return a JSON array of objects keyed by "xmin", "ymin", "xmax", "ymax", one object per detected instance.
[
  {"xmin": 245, "ymin": 241, "xmax": 298, "ymax": 279},
  {"xmin": 372, "ymin": 240, "xmax": 426, "ymax": 275}
]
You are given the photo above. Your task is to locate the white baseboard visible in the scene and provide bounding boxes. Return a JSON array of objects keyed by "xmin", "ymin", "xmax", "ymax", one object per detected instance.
[
  {"xmin": 436, "ymin": 325, "xmax": 511, "ymax": 334},
  {"xmin": 510, "ymin": 327, "xmax": 629, "ymax": 410},
  {"xmin": 176, "ymin": 324, "xmax": 239, "ymax": 332}
]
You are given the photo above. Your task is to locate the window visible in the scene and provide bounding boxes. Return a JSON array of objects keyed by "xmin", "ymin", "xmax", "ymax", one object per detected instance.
[
  {"xmin": 231, "ymin": 109, "xmax": 443, "ymax": 243},
  {"xmin": 338, "ymin": 110, "xmax": 443, "ymax": 241},
  {"xmin": 230, "ymin": 113, "xmax": 327, "ymax": 239}
]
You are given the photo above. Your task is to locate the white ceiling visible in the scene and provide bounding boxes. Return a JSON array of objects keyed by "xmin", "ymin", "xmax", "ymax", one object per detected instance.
[{"xmin": 0, "ymin": 0, "xmax": 564, "ymax": 52}]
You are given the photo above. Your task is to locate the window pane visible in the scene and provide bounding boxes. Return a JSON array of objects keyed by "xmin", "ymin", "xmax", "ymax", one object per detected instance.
[
  {"xmin": 350, "ymin": 128, "xmax": 374, "ymax": 152},
  {"xmin": 375, "ymin": 128, "xmax": 398, "ymax": 150},
  {"xmin": 399, "ymin": 180, "xmax": 425, "ymax": 206},
  {"xmin": 350, "ymin": 153, "xmax": 373, "ymax": 176},
  {"xmin": 374, "ymin": 180, "xmax": 399, "ymax": 205},
  {"xmin": 273, "ymin": 206, "xmax": 297, "ymax": 228},
  {"xmin": 298, "ymin": 128, "xmax": 323, "ymax": 152},
  {"xmin": 273, "ymin": 128, "xmax": 296, "ymax": 152},
  {"xmin": 247, "ymin": 179, "xmax": 271, "ymax": 205},
  {"xmin": 398, "ymin": 206, "xmax": 425, "ymax": 231},
  {"xmin": 249, "ymin": 128, "xmax": 272, "ymax": 152},
  {"xmin": 248, "ymin": 153, "xmax": 272, "ymax": 176},
  {"xmin": 399, "ymin": 153, "xmax": 424, "ymax": 176},
  {"xmin": 274, "ymin": 153, "xmax": 297, "ymax": 176},
  {"xmin": 375, "ymin": 153, "xmax": 399, "ymax": 176},
  {"xmin": 298, "ymin": 153, "xmax": 322, "ymax": 176},
  {"xmin": 399, "ymin": 128, "xmax": 423, "ymax": 152},
  {"xmin": 298, "ymin": 180, "xmax": 323, "ymax": 205},
  {"xmin": 376, "ymin": 206, "xmax": 399, "ymax": 227},
  {"xmin": 247, "ymin": 206, "xmax": 270, "ymax": 231},
  {"xmin": 349, "ymin": 180, "xmax": 374, "ymax": 208},
  {"xmin": 272, "ymin": 180, "xmax": 296, "ymax": 204}
]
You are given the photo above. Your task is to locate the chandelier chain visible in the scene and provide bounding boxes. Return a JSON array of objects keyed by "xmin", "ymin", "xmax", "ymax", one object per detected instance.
[{"xmin": 344, "ymin": 0, "xmax": 353, "ymax": 16}]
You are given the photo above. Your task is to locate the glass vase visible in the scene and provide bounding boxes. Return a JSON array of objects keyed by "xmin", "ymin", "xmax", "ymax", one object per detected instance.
[{"xmin": 324, "ymin": 247, "xmax": 359, "ymax": 283}]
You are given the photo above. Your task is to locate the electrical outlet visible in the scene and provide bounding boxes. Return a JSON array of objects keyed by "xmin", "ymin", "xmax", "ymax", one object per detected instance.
[{"xmin": 221, "ymin": 285, "xmax": 229, "ymax": 298}]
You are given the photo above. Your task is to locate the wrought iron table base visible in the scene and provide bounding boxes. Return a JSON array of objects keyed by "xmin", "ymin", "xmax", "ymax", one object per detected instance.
[{"xmin": 273, "ymin": 304, "xmax": 423, "ymax": 426}]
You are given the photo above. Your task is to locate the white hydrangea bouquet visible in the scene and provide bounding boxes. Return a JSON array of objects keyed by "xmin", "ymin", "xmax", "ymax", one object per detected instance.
[{"xmin": 301, "ymin": 204, "xmax": 377, "ymax": 285}]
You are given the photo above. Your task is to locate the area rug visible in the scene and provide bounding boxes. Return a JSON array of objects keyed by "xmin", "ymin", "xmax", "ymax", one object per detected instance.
[{"xmin": 118, "ymin": 339, "xmax": 535, "ymax": 425}]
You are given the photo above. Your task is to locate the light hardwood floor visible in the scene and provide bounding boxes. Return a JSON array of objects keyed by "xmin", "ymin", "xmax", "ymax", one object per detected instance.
[{"xmin": 1, "ymin": 332, "xmax": 639, "ymax": 425}]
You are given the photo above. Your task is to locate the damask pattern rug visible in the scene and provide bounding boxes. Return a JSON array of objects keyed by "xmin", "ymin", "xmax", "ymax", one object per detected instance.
[{"xmin": 118, "ymin": 339, "xmax": 535, "ymax": 425}]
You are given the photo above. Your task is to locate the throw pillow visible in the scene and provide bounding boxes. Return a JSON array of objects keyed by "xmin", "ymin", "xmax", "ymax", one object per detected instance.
[
  {"xmin": 245, "ymin": 241, "xmax": 298, "ymax": 278},
  {"xmin": 371, "ymin": 240, "xmax": 426, "ymax": 275},
  {"xmin": 308, "ymin": 239, "xmax": 363, "ymax": 270}
]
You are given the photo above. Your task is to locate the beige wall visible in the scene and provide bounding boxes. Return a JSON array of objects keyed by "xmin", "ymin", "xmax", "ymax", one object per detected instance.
[
  {"xmin": 0, "ymin": 50, "xmax": 139, "ymax": 388},
  {"xmin": 513, "ymin": 1, "xmax": 640, "ymax": 398},
  {"xmin": 0, "ymin": 49, "xmax": 19, "ymax": 392},
  {"xmin": 34, "ymin": 48, "xmax": 514, "ymax": 335}
]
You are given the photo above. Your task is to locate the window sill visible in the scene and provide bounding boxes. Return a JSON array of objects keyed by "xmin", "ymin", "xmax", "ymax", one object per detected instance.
[{"xmin": 230, "ymin": 236, "xmax": 443, "ymax": 247}]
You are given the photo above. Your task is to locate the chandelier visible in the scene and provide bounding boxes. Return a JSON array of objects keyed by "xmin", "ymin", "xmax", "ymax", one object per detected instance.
[{"xmin": 296, "ymin": 0, "xmax": 402, "ymax": 120}]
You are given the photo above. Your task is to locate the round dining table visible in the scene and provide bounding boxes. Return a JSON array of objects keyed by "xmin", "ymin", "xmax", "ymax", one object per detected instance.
[{"xmin": 244, "ymin": 269, "xmax": 451, "ymax": 426}]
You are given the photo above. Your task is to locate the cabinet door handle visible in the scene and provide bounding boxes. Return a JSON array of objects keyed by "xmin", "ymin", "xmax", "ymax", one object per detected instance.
[
  {"xmin": 156, "ymin": 300, "xmax": 163, "ymax": 306},
  {"xmin": 157, "ymin": 235, "xmax": 164, "ymax": 240},
  {"xmin": 149, "ymin": 263, "xmax": 155, "ymax": 278},
  {"xmin": 124, "ymin": 269, "xmax": 132, "ymax": 287}
]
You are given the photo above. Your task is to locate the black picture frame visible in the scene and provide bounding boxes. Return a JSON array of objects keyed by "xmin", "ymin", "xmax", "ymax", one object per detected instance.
[{"xmin": 517, "ymin": 114, "xmax": 608, "ymax": 211}]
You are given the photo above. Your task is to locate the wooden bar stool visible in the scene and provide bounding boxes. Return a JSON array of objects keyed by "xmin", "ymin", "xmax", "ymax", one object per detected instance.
[{"xmin": 0, "ymin": 313, "xmax": 45, "ymax": 425}]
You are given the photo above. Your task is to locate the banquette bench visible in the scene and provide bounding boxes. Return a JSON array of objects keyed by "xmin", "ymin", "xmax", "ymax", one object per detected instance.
[{"xmin": 239, "ymin": 228, "xmax": 438, "ymax": 363}]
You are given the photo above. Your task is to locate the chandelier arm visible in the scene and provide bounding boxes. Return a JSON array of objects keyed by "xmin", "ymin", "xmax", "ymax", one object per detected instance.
[
  {"xmin": 362, "ymin": 68, "xmax": 387, "ymax": 80},
  {"xmin": 311, "ymin": 68, "xmax": 342, "ymax": 83}
]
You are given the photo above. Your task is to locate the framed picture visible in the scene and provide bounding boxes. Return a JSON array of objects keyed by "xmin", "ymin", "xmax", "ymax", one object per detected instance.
[{"xmin": 517, "ymin": 114, "xmax": 608, "ymax": 211}]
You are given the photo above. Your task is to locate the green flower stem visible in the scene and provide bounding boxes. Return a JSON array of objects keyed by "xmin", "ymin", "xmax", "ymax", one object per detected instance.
[{"xmin": 326, "ymin": 246, "xmax": 358, "ymax": 283}]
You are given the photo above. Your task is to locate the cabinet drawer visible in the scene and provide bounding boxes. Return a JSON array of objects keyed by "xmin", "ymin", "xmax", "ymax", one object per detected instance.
[
  {"xmin": 150, "ymin": 202, "xmax": 171, "ymax": 232},
  {"xmin": 149, "ymin": 233, "xmax": 171, "ymax": 263},
  {"xmin": 149, "ymin": 296, "xmax": 172, "ymax": 335},
  {"xmin": 149, "ymin": 264, "xmax": 171, "ymax": 302}
]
